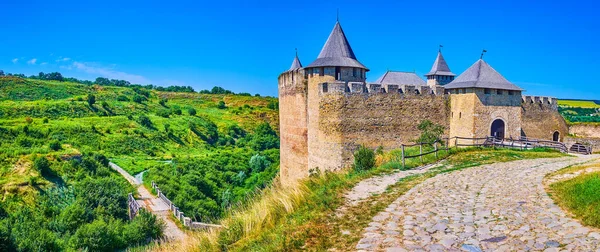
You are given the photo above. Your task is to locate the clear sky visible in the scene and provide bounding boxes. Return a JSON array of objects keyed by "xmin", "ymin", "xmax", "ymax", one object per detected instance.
[{"xmin": 1, "ymin": 0, "xmax": 598, "ymax": 99}]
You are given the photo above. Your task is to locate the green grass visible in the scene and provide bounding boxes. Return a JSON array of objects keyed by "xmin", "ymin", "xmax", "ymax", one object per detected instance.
[
  {"xmin": 558, "ymin": 99, "xmax": 600, "ymax": 108},
  {"xmin": 166, "ymin": 147, "xmax": 567, "ymax": 252},
  {"xmin": 549, "ymin": 170, "xmax": 600, "ymax": 228}
]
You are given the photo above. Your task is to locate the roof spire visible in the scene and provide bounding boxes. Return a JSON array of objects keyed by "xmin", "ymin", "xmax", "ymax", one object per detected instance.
[
  {"xmin": 289, "ymin": 49, "xmax": 302, "ymax": 71},
  {"xmin": 480, "ymin": 49, "xmax": 487, "ymax": 59},
  {"xmin": 439, "ymin": 44, "xmax": 443, "ymax": 52},
  {"xmin": 305, "ymin": 21, "xmax": 368, "ymax": 70},
  {"xmin": 425, "ymin": 48, "xmax": 455, "ymax": 77}
]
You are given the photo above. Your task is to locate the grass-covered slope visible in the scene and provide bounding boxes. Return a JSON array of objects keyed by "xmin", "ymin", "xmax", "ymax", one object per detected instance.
[
  {"xmin": 558, "ymin": 99, "xmax": 600, "ymax": 123},
  {"xmin": 0, "ymin": 76, "xmax": 280, "ymax": 250}
]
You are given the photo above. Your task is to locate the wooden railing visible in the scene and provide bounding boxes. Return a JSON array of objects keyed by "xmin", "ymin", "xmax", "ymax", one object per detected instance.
[
  {"xmin": 400, "ymin": 136, "xmax": 574, "ymax": 168},
  {"xmin": 127, "ymin": 193, "xmax": 141, "ymax": 220},
  {"xmin": 569, "ymin": 143, "xmax": 593, "ymax": 155},
  {"xmin": 151, "ymin": 181, "xmax": 223, "ymax": 230}
]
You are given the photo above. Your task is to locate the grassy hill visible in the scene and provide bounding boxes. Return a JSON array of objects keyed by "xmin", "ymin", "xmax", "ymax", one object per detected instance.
[
  {"xmin": 558, "ymin": 99, "xmax": 600, "ymax": 124},
  {"xmin": 0, "ymin": 76, "xmax": 280, "ymax": 250}
]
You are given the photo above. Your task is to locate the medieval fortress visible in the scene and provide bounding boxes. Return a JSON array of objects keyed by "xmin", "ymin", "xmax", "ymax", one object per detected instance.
[{"xmin": 278, "ymin": 21, "xmax": 568, "ymax": 184}]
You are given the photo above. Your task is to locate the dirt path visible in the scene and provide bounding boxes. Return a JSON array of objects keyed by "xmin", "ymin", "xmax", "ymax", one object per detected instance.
[
  {"xmin": 356, "ymin": 155, "xmax": 600, "ymax": 251},
  {"xmin": 109, "ymin": 162, "xmax": 186, "ymax": 241}
]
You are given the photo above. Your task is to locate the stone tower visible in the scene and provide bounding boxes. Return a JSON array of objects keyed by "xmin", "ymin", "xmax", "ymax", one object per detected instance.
[
  {"xmin": 445, "ymin": 59, "xmax": 523, "ymax": 143},
  {"xmin": 425, "ymin": 50, "xmax": 455, "ymax": 88},
  {"xmin": 278, "ymin": 51, "xmax": 308, "ymax": 184},
  {"xmin": 304, "ymin": 21, "xmax": 368, "ymax": 176}
]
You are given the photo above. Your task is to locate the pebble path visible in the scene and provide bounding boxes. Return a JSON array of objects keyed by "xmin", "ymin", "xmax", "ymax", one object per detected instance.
[{"xmin": 356, "ymin": 155, "xmax": 600, "ymax": 251}]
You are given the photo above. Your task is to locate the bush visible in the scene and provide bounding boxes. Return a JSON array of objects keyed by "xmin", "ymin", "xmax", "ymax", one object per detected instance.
[
  {"xmin": 159, "ymin": 98, "xmax": 167, "ymax": 107},
  {"xmin": 87, "ymin": 94, "xmax": 96, "ymax": 106},
  {"xmin": 416, "ymin": 120, "xmax": 444, "ymax": 144},
  {"xmin": 42, "ymin": 118, "xmax": 49, "ymax": 123},
  {"xmin": 116, "ymin": 95, "xmax": 129, "ymax": 102},
  {"xmin": 25, "ymin": 117, "xmax": 33, "ymax": 124},
  {"xmin": 172, "ymin": 108, "xmax": 182, "ymax": 115},
  {"xmin": 34, "ymin": 156, "xmax": 51, "ymax": 175},
  {"xmin": 138, "ymin": 115, "xmax": 153, "ymax": 128},
  {"xmin": 353, "ymin": 145, "xmax": 375, "ymax": 172},
  {"xmin": 267, "ymin": 101, "xmax": 278, "ymax": 110},
  {"xmin": 188, "ymin": 108, "xmax": 197, "ymax": 116},
  {"xmin": 133, "ymin": 95, "xmax": 145, "ymax": 104},
  {"xmin": 49, "ymin": 140, "xmax": 61, "ymax": 151},
  {"xmin": 156, "ymin": 109, "xmax": 170, "ymax": 118},
  {"xmin": 217, "ymin": 101, "xmax": 227, "ymax": 109},
  {"xmin": 101, "ymin": 101, "xmax": 109, "ymax": 108}
]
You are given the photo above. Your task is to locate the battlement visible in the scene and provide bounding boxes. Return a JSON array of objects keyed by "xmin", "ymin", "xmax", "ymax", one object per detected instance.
[
  {"xmin": 522, "ymin": 95, "xmax": 558, "ymax": 110},
  {"xmin": 318, "ymin": 82, "xmax": 443, "ymax": 96}
]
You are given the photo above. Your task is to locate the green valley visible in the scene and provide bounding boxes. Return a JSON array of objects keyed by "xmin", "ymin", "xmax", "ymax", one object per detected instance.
[{"xmin": 0, "ymin": 75, "xmax": 280, "ymax": 250}]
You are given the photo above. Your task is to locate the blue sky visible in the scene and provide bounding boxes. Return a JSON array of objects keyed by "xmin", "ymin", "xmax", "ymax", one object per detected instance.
[{"xmin": 1, "ymin": 0, "xmax": 598, "ymax": 99}]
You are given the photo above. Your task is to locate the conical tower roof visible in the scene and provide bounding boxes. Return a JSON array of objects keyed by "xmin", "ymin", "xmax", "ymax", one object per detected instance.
[
  {"xmin": 289, "ymin": 51, "xmax": 302, "ymax": 71},
  {"xmin": 445, "ymin": 59, "xmax": 523, "ymax": 91},
  {"xmin": 425, "ymin": 51, "xmax": 455, "ymax": 76},
  {"xmin": 306, "ymin": 22, "xmax": 368, "ymax": 70}
]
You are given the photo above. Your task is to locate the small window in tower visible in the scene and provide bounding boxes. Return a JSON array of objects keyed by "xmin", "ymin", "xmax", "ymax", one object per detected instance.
[
  {"xmin": 484, "ymin": 88, "xmax": 491, "ymax": 94},
  {"xmin": 320, "ymin": 67, "xmax": 324, "ymax": 76},
  {"xmin": 459, "ymin": 112, "xmax": 462, "ymax": 118},
  {"xmin": 322, "ymin": 84, "xmax": 328, "ymax": 93},
  {"xmin": 497, "ymin": 89, "xmax": 503, "ymax": 95},
  {"xmin": 508, "ymin": 90, "xmax": 514, "ymax": 95},
  {"xmin": 353, "ymin": 68, "xmax": 357, "ymax": 77}
]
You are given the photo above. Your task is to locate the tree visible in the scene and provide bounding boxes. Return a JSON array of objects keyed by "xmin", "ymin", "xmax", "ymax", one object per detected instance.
[
  {"xmin": 159, "ymin": 98, "xmax": 167, "ymax": 107},
  {"xmin": 188, "ymin": 108, "xmax": 197, "ymax": 116},
  {"xmin": 138, "ymin": 115, "xmax": 153, "ymax": 128},
  {"xmin": 249, "ymin": 154, "xmax": 270, "ymax": 173},
  {"xmin": 34, "ymin": 156, "xmax": 51, "ymax": 175},
  {"xmin": 132, "ymin": 95, "xmax": 145, "ymax": 104},
  {"xmin": 353, "ymin": 145, "xmax": 375, "ymax": 172},
  {"xmin": 0, "ymin": 70, "xmax": 4, "ymax": 76},
  {"xmin": 87, "ymin": 94, "xmax": 96, "ymax": 106},
  {"xmin": 416, "ymin": 120, "xmax": 444, "ymax": 144},
  {"xmin": 172, "ymin": 108, "xmax": 182, "ymax": 115},
  {"xmin": 49, "ymin": 140, "xmax": 61, "ymax": 151}
]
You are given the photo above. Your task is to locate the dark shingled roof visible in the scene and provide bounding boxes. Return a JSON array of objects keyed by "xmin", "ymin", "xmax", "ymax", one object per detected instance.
[
  {"xmin": 425, "ymin": 51, "xmax": 455, "ymax": 76},
  {"xmin": 289, "ymin": 54, "xmax": 302, "ymax": 71},
  {"xmin": 444, "ymin": 59, "xmax": 523, "ymax": 91},
  {"xmin": 306, "ymin": 22, "xmax": 368, "ymax": 70},
  {"xmin": 374, "ymin": 71, "xmax": 426, "ymax": 86}
]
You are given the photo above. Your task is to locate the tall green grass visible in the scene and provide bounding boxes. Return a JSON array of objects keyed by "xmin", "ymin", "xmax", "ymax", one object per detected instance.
[{"xmin": 550, "ymin": 171, "xmax": 600, "ymax": 228}]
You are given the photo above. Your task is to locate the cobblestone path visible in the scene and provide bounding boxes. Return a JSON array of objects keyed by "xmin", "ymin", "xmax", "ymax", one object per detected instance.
[{"xmin": 356, "ymin": 155, "xmax": 600, "ymax": 251}]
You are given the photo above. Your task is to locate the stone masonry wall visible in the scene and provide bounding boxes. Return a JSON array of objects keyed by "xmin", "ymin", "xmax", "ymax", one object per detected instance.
[
  {"xmin": 564, "ymin": 136, "xmax": 600, "ymax": 153},
  {"xmin": 317, "ymin": 91, "xmax": 450, "ymax": 171},
  {"xmin": 521, "ymin": 96, "xmax": 568, "ymax": 141},
  {"xmin": 569, "ymin": 124, "xmax": 600, "ymax": 138},
  {"xmin": 278, "ymin": 69, "xmax": 308, "ymax": 185},
  {"xmin": 473, "ymin": 89, "xmax": 522, "ymax": 139}
]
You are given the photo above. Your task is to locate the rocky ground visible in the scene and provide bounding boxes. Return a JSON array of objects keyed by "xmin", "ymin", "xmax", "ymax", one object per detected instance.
[{"xmin": 356, "ymin": 155, "xmax": 600, "ymax": 251}]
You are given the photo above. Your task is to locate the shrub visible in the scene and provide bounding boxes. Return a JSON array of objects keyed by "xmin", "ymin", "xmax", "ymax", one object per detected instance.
[
  {"xmin": 133, "ymin": 95, "xmax": 145, "ymax": 104},
  {"xmin": 117, "ymin": 95, "xmax": 129, "ymax": 101},
  {"xmin": 353, "ymin": 145, "xmax": 375, "ymax": 172},
  {"xmin": 188, "ymin": 108, "xmax": 197, "ymax": 116},
  {"xmin": 87, "ymin": 94, "xmax": 96, "ymax": 106},
  {"xmin": 172, "ymin": 108, "xmax": 182, "ymax": 115},
  {"xmin": 159, "ymin": 98, "xmax": 167, "ymax": 107},
  {"xmin": 156, "ymin": 109, "xmax": 170, "ymax": 118},
  {"xmin": 49, "ymin": 140, "xmax": 61, "ymax": 151},
  {"xmin": 101, "ymin": 101, "xmax": 109, "ymax": 108},
  {"xmin": 416, "ymin": 120, "xmax": 444, "ymax": 144},
  {"xmin": 34, "ymin": 156, "xmax": 51, "ymax": 175},
  {"xmin": 138, "ymin": 115, "xmax": 153, "ymax": 128},
  {"xmin": 42, "ymin": 118, "xmax": 49, "ymax": 123},
  {"xmin": 217, "ymin": 101, "xmax": 226, "ymax": 109},
  {"xmin": 25, "ymin": 117, "xmax": 33, "ymax": 124},
  {"xmin": 267, "ymin": 101, "xmax": 279, "ymax": 110}
]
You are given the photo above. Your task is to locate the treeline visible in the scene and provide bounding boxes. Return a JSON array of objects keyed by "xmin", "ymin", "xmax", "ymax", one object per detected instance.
[
  {"xmin": 0, "ymin": 70, "xmax": 262, "ymax": 96},
  {"xmin": 559, "ymin": 107, "xmax": 600, "ymax": 123}
]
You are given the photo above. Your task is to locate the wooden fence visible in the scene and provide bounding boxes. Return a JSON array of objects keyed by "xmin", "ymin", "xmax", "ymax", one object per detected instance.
[
  {"xmin": 400, "ymin": 136, "xmax": 576, "ymax": 168},
  {"xmin": 151, "ymin": 181, "xmax": 223, "ymax": 230},
  {"xmin": 127, "ymin": 193, "xmax": 141, "ymax": 220}
]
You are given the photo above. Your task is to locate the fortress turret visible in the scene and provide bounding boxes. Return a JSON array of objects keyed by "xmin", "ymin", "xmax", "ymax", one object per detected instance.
[
  {"xmin": 305, "ymin": 21, "xmax": 368, "ymax": 83},
  {"xmin": 425, "ymin": 48, "xmax": 455, "ymax": 87}
]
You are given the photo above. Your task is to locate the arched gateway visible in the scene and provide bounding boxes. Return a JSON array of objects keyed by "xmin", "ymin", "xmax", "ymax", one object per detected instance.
[
  {"xmin": 553, "ymin": 131, "xmax": 560, "ymax": 141},
  {"xmin": 491, "ymin": 119, "xmax": 505, "ymax": 139}
]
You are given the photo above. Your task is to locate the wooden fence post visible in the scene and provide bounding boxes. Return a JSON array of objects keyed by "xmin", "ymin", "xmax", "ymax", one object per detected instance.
[
  {"xmin": 401, "ymin": 145, "xmax": 405, "ymax": 169},
  {"xmin": 455, "ymin": 137, "xmax": 458, "ymax": 148},
  {"xmin": 434, "ymin": 142, "xmax": 438, "ymax": 159},
  {"xmin": 419, "ymin": 144, "xmax": 423, "ymax": 163},
  {"xmin": 446, "ymin": 137, "xmax": 449, "ymax": 153}
]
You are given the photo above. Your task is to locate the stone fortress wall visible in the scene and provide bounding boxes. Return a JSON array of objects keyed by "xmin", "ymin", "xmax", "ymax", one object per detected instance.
[{"xmin": 521, "ymin": 96, "xmax": 569, "ymax": 141}]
